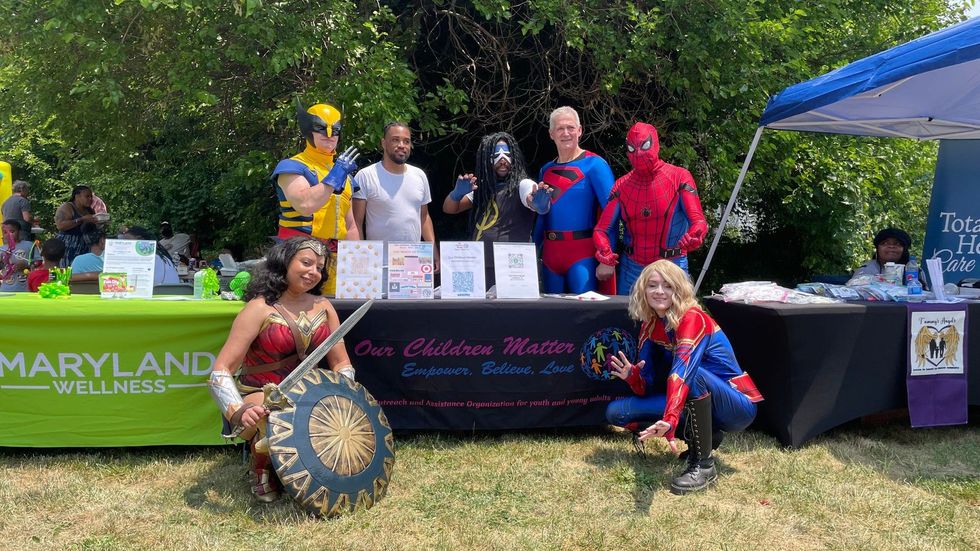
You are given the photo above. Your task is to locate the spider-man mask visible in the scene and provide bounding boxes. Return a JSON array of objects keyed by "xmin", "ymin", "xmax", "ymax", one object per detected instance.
[{"xmin": 626, "ymin": 122, "xmax": 662, "ymax": 177}]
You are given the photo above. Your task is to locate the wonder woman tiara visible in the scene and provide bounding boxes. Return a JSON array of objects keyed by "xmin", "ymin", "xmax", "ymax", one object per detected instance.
[{"xmin": 298, "ymin": 239, "xmax": 327, "ymax": 256}]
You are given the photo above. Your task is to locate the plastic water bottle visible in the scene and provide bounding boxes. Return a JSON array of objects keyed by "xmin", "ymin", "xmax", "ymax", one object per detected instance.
[
  {"xmin": 193, "ymin": 269, "xmax": 205, "ymax": 299},
  {"xmin": 905, "ymin": 255, "xmax": 919, "ymax": 287},
  {"xmin": 907, "ymin": 277, "xmax": 923, "ymax": 301}
]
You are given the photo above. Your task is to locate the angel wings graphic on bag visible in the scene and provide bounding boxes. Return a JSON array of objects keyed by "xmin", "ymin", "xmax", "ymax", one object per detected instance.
[{"xmin": 914, "ymin": 324, "xmax": 960, "ymax": 368}]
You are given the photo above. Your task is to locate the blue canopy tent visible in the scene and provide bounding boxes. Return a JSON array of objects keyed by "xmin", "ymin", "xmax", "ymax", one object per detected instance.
[{"xmin": 695, "ymin": 16, "xmax": 980, "ymax": 292}]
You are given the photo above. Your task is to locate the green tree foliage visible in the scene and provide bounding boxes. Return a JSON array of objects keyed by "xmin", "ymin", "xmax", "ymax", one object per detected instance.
[
  {"xmin": 1, "ymin": 0, "xmax": 420, "ymax": 254},
  {"xmin": 0, "ymin": 0, "xmax": 970, "ymax": 281},
  {"xmin": 401, "ymin": 0, "xmax": 965, "ymax": 284}
]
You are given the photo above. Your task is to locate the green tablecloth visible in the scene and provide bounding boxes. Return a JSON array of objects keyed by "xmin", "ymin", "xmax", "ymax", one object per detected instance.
[{"xmin": 0, "ymin": 293, "xmax": 244, "ymax": 447}]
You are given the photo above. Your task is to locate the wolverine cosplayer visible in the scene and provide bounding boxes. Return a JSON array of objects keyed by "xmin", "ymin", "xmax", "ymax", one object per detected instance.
[{"xmin": 272, "ymin": 101, "xmax": 360, "ymax": 295}]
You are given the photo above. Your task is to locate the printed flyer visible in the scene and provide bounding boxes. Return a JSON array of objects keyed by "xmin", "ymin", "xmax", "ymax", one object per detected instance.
[
  {"xmin": 102, "ymin": 239, "xmax": 156, "ymax": 298},
  {"xmin": 387, "ymin": 242, "xmax": 434, "ymax": 299},
  {"xmin": 336, "ymin": 240, "xmax": 384, "ymax": 299},
  {"xmin": 439, "ymin": 241, "xmax": 486, "ymax": 299}
]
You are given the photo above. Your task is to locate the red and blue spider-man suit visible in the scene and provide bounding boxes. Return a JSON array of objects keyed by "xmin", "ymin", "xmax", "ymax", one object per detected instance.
[
  {"xmin": 535, "ymin": 152, "xmax": 615, "ymax": 293},
  {"xmin": 605, "ymin": 306, "xmax": 762, "ymax": 441},
  {"xmin": 594, "ymin": 123, "xmax": 708, "ymax": 293}
]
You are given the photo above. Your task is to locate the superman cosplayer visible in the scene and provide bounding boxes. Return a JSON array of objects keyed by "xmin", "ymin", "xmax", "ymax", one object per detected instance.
[
  {"xmin": 272, "ymin": 100, "xmax": 360, "ymax": 295},
  {"xmin": 594, "ymin": 122, "xmax": 707, "ymax": 294},
  {"xmin": 535, "ymin": 107, "xmax": 616, "ymax": 294},
  {"xmin": 606, "ymin": 260, "xmax": 762, "ymax": 494}
]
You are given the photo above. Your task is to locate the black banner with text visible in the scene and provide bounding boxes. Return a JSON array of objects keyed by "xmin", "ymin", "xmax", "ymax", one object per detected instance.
[{"xmin": 333, "ymin": 298, "xmax": 638, "ymax": 430}]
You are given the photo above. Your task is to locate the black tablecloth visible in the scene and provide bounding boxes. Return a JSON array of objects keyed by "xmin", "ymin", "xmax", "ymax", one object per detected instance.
[
  {"xmin": 331, "ymin": 297, "xmax": 637, "ymax": 430},
  {"xmin": 704, "ymin": 298, "xmax": 980, "ymax": 447}
]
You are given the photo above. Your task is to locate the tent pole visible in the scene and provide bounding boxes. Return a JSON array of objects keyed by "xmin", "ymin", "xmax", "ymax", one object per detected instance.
[{"xmin": 694, "ymin": 126, "xmax": 765, "ymax": 294}]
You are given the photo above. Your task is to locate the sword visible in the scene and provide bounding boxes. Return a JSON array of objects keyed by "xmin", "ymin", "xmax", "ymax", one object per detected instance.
[
  {"xmin": 235, "ymin": 299, "xmax": 374, "ymax": 444},
  {"xmin": 264, "ymin": 298, "xmax": 374, "ymax": 409}
]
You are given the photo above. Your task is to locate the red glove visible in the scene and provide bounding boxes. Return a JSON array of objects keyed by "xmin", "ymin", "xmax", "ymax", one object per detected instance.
[
  {"xmin": 660, "ymin": 374, "xmax": 690, "ymax": 441},
  {"xmin": 677, "ymin": 225, "xmax": 707, "ymax": 251},
  {"xmin": 595, "ymin": 248, "xmax": 618, "ymax": 266},
  {"xmin": 624, "ymin": 364, "xmax": 646, "ymax": 395}
]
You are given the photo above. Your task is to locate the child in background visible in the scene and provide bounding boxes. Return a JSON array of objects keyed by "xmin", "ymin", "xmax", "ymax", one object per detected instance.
[
  {"xmin": 28, "ymin": 238, "xmax": 66, "ymax": 292},
  {"xmin": 1, "ymin": 219, "xmax": 39, "ymax": 292}
]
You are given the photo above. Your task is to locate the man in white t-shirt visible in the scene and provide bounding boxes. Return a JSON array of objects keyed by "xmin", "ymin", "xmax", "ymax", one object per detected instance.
[{"xmin": 352, "ymin": 122, "xmax": 438, "ymax": 267}]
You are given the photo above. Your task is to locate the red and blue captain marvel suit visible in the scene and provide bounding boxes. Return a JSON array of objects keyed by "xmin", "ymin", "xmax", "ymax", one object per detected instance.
[
  {"xmin": 535, "ymin": 151, "xmax": 615, "ymax": 293},
  {"xmin": 605, "ymin": 306, "xmax": 762, "ymax": 441},
  {"xmin": 594, "ymin": 123, "xmax": 707, "ymax": 293}
]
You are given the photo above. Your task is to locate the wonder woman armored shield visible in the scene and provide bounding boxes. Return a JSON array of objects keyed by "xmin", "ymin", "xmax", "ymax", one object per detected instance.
[{"xmin": 267, "ymin": 368, "xmax": 395, "ymax": 517}]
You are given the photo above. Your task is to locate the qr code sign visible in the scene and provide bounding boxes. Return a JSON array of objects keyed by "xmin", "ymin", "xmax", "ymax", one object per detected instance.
[
  {"xmin": 452, "ymin": 271, "xmax": 474, "ymax": 294},
  {"xmin": 508, "ymin": 253, "xmax": 524, "ymax": 268}
]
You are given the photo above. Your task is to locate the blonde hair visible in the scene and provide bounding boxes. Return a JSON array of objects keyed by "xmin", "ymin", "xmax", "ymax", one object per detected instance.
[
  {"xmin": 548, "ymin": 106, "xmax": 580, "ymax": 131},
  {"xmin": 627, "ymin": 260, "xmax": 699, "ymax": 330}
]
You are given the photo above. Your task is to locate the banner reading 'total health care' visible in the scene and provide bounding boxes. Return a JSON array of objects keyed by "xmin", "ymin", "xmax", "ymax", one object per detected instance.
[{"xmin": 923, "ymin": 140, "xmax": 980, "ymax": 286}]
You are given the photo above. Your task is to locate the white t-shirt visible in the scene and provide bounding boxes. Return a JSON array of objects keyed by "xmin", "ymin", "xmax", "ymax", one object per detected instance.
[{"xmin": 353, "ymin": 162, "xmax": 431, "ymax": 242}]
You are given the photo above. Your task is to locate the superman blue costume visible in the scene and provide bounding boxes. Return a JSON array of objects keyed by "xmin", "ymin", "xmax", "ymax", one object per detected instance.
[
  {"xmin": 594, "ymin": 123, "xmax": 707, "ymax": 293},
  {"xmin": 605, "ymin": 306, "xmax": 762, "ymax": 442},
  {"xmin": 535, "ymin": 151, "xmax": 615, "ymax": 293}
]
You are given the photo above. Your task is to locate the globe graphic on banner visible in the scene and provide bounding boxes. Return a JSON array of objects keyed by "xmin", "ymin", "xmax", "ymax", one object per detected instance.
[{"xmin": 580, "ymin": 327, "xmax": 637, "ymax": 380}]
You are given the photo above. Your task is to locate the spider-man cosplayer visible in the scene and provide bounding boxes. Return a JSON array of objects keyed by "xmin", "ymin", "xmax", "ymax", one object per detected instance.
[
  {"xmin": 594, "ymin": 122, "xmax": 708, "ymax": 293},
  {"xmin": 535, "ymin": 152, "xmax": 616, "ymax": 294}
]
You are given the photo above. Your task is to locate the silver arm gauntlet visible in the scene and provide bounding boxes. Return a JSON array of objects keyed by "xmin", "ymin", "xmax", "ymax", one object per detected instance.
[
  {"xmin": 337, "ymin": 364, "xmax": 356, "ymax": 381},
  {"xmin": 208, "ymin": 371, "xmax": 244, "ymax": 420}
]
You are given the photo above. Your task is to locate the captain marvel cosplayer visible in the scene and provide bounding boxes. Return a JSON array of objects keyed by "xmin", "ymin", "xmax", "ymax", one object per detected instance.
[
  {"xmin": 594, "ymin": 122, "xmax": 708, "ymax": 293},
  {"xmin": 208, "ymin": 237, "xmax": 358, "ymax": 502},
  {"xmin": 606, "ymin": 260, "xmax": 762, "ymax": 494},
  {"xmin": 272, "ymin": 100, "xmax": 360, "ymax": 295}
]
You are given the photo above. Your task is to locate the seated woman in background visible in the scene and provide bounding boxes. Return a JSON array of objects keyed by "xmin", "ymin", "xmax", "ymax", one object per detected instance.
[
  {"xmin": 54, "ymin": 185, "xmax": 100, "ymax": 267},
  {"xmin": 159, "ymin": 221, "xmax": 192, "ymax": 262},
  {"xmin": 69, "ymin": 224, "xmax": 106, "ymax": 282},
  {"xmin": 852, "ymin": 227, "xmax": 911, "ymax": 277},
  {"xmin": 121, "ymin": 226, "xmax": 180, "ymax": 284}
]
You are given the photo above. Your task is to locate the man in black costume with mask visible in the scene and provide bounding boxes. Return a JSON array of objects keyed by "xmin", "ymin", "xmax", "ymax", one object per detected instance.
[{"xmin": 443, "ymin": 132, "xmax": 551, "ymax": 286}]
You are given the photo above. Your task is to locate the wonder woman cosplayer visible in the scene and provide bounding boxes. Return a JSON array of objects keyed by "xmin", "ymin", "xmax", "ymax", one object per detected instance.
[{"xmin": 208, "ymin": 238, "xmax": 357, "ymax": 501}]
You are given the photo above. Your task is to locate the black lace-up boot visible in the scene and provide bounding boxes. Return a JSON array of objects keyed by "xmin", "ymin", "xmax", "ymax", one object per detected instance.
[
  {"xmin": 669, "ymin": 394, "xmax": 717, "ymax": 495},
  {"xmin": 678, "ymin": 430, "xmax": 724, "ymax": 461}
]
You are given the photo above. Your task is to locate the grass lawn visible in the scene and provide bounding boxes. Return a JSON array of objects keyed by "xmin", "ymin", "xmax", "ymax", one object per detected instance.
[{"xmin": 1, "ymin": 419, "xmax": 978, "ymax": 550}]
